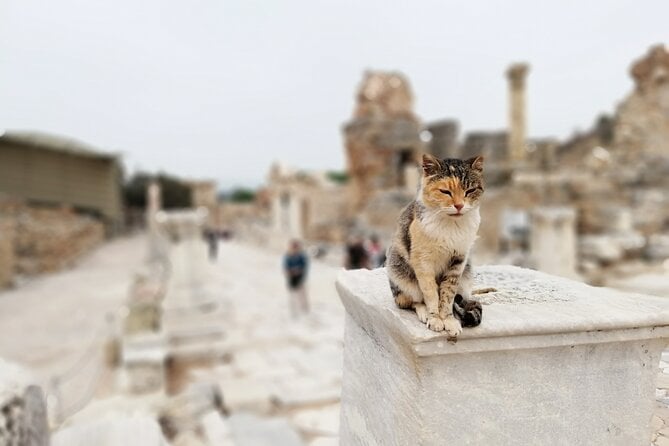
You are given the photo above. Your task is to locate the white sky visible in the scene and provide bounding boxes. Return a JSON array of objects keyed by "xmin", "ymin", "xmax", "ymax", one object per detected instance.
[{"xmin": 1, "ymin": 1, "xmax": 667, "ymax": 189}]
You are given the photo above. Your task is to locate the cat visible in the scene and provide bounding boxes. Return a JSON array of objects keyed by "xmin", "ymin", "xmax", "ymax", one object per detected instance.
[{"xmin": 386, "ymin": 154, "xmax": 484, "ymax": 337}]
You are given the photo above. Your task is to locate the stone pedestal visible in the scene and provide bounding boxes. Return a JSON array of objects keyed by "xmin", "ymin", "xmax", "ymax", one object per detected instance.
[
  {"xmin": 121, "ymin": 333, "xmax": 167, "ymax": 394},
  {"xmin": 530, "ymin": 206, "xmax": 578, "ymax": 279},
  {"xmin": 336, "ymin": 266, "xmax": 669, "ymax": 446},
  {"xmin": 157, "ymin": 209, "xmax": 209, "ymax": 310}
]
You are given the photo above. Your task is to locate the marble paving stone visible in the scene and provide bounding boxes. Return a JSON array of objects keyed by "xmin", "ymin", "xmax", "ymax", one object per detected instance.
[
  {"xmin": 219, "ymin": 378, "xmax": 276, "ymax": 414},
  {"xmin": 228, "ymin": 413, "xmax": 303, "ymax": 446},
  {"xmin": 292, "ymin": 404, "xmax": 340, "ymax": 436}
]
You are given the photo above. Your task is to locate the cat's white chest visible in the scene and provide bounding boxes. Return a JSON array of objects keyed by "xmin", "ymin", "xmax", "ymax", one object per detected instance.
[{"xmin": 420, "ymin": 209, "xmax": 480, "ymax": 255}]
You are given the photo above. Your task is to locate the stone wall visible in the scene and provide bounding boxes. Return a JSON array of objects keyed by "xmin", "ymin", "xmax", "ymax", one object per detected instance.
[
  {"xmin": 0, "ymin": 199, "xmax": 105, "ymax": 282},
  {"xmin": 0, "ymin": 218, "xmax": 14, "ymax": 288},
  {"xmin": 614, "ymin": 44, "xmax": 669, "ymax": 159}
]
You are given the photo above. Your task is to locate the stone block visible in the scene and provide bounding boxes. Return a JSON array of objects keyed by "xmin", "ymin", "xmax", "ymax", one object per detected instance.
[
  {"xmin": 121, "ymin": 333, "xmax": 167, "ymax": 394},
  {"xmin": 0, "ymin": 359, "xmax": 49, "ymax": 446},
  {"xmin": 336, "ymin": 266, "xmax": 669, "ymax": 446}
]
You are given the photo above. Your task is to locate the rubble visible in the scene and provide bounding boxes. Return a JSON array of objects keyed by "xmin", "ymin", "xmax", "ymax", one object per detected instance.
[{"xmin": 0, "ymin": 199, "xmax": 104, "ymax": 281}]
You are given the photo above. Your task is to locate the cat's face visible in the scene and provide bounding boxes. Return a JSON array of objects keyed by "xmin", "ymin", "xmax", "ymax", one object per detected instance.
[{"xmin": 420, "ymin": 154, "xmax": 484, "ymax": 217}]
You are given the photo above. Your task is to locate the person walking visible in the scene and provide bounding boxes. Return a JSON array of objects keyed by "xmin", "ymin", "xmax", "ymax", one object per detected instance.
[
  {"xmin": 366, "ymin": 234, "xmax": 386, "ymax": 269},
  {"xmin": 283, "ymin": 239, "xmax": 310, "ymax": 319},
  {"xmin": 345, "ymin": 235, "xmax": 369, "ymax": 270}
]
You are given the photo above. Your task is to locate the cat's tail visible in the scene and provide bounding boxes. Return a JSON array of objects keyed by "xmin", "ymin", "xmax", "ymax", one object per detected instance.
[
  {"xmin": 472, "ymin": 287, "xmax": 497, "ymax": 295},
  {"xmin": 453, "ymin": 294, "xmax": 483, "ymax": 327}
]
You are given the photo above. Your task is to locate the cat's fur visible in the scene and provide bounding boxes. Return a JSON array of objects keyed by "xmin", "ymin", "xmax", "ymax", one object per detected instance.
[{"xmin": 386, "ymin": 154, "xmax": 485, "ymax": 337}]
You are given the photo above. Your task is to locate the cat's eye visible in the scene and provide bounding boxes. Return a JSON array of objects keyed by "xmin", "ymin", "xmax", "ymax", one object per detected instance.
[
  {"xmin": 439, "ymin": 189, "xmax": 452, "ymax": 196},
  {"xmin": 465, "ymin": 188, "xmax": 479, "ymax": 196}
]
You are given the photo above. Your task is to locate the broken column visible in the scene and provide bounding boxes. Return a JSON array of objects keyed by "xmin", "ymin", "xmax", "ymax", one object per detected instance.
[
  {"xmin": 336, "ymin": 266, "xmax": 669, "ymax": 445},
  {"xmin": 158, "ymin": 209, "xmax": 209, "ymax": 310},
  {"xmin": 530, "ymin": 206, "xmax": 578, "ymax": 279},
  {"xmin": 146, "ymin": 181, "xmax": 167, "ymax": 264},
  {"xmin": 507, "ymin": 63, "xmax": 529, "ymax": 162}
]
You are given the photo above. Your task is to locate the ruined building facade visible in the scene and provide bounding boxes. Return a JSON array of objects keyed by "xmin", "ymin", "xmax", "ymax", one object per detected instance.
[{"xmin": 342, "ymin": 71, "xmax": 424, "ymax": 212}]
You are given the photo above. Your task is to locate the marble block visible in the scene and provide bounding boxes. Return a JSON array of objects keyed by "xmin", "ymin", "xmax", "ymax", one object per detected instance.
[
  {"xmin": 0, "ymin": 359, "xmax": 49, "ymax": 446},
  {"xmin": 336, "ymin": 265, "xmax": 669, "ymax": 446},
  {"xmin": 122, "ymin": 333, "xmax": 167, "ymax": 394}
]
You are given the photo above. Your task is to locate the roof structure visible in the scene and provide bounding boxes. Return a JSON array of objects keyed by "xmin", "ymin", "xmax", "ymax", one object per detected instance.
[{"xmin": 0, "ymin": 130, "xmax": 119, "ymax": 161}]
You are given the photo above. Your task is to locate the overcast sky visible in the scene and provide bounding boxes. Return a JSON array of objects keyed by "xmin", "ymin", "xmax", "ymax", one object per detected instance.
[{"xmin": 1, "ymin": 1, "xmax": 667, "ymax": 189}]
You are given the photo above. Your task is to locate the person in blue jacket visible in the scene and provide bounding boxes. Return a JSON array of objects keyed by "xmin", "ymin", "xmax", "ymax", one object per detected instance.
[{"xmin": 283, "ymin": 239, "xmax": 310, "ymax": 319}]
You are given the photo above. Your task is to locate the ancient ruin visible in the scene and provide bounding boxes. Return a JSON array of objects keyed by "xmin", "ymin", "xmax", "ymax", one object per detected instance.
[
  {"xmin": 506, "ymin": 63, "xmax": 530, "ymax": 162},
  {"xmin": 343, "ymin": 71, "xmax": 423, "ymax": 212}
]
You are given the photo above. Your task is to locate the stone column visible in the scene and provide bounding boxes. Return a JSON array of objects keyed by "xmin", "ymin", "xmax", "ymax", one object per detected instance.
[
  {"xmin": 507, "ymin": 63, "xmax": 529, "ymax": 162},
  {"xmin": 147, "ymin": 181, "xmax": 161, "ymax": 230},
  {"xmin": 159, "ymin": 209, "xmax": 209, "ymax": 310},
  {"xmin": 336, "ymin": 266, "xmax": 669, "ymax": 445},
  {"xmin": 146, "ymin": 182, "xmax": 164, "ymax": 263},
  {"xmin": 530, "ymin": 207, "xmax": 578, "ymax": 279}
]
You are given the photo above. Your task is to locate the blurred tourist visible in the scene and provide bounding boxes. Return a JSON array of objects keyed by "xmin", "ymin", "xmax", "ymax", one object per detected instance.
[
  {"xmin": 283, "ymin": 239, "xmax": 310, "ymax": 319},
  {"xmin": 345, "ymin": 235, "xmax": 369, "ymax": 269},
  {"xmin": 366, "ymin": 234, "xmax": 386, "ymax": 268},
  {"xmin": 204, "ymin": 228, "xmax": 219, "ymax": 262}
]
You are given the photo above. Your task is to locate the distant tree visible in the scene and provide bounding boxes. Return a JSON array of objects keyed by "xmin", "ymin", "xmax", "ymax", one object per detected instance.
[
  {"xmin": 327, "ymin": 170, "xmax": 349, "ymax": 184},
  {"xmin": 123, "ymin": 172, "xmax": 192, "ymax": 209},
  {"xmin": 228, "ymin": 188, "xmax": 256, "ymax": 203}
]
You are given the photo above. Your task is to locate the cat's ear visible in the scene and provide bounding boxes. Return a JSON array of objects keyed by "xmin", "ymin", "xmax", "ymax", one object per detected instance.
[
  {"xmin": 468, "ymin": 156, "xmax": 484, "ymax": 172},
  {"xmin": 422, "ymin": 154, "xmax": 442, "ymax": 176}
]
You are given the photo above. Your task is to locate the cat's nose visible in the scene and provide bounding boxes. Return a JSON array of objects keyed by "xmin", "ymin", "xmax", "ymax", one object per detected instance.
[{"xmin": 454, "ymin": 203, "xmax": 464, "ymax": 211}]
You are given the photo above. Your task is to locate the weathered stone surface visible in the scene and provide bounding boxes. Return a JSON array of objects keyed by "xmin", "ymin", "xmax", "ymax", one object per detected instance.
[
  {"xmin": 201, "ymin": 410, "xmax": 234, "ymax": 445},
  {"xmin": 52, "ymin": 416, "xmax": 168, "ymax": 446},
  {"xmin": 658, "ymin": 373, "xmax": 669, "ymax": 390},
  {"xmin": 614, "ymin": 44, "xmax": 669, "ymax": 158},
  {"xmin": 0, "ymin": 217, "xmax": 14, "ymax": 289},
  {"xmin": 0, "ymin": 200, "xmax": 104, "ymax": 276},
  {"xmin": 121, "ymin": 333, "xmax": 167, "ymax": 394},
  {"xmin": 158, "ymin": 382, "xmax": 224, "ymax": 440},
  {"xmin": 218, "ymin": 377, "xmax": 276, "ymax": 414},
  {"xmin": 0, "ymin": 359, "xmax": 49, "ymax": 446},
  {"xmin": 228, "ymin": 413, "xmax": 303, "ymax": 446},
  {"xmin": 336, "ymin": 266, "xmax": 669, "ymax": 445},
  {"xmin": 343, "ymin": 71, "xmax": 423, "ymax": 212},
  {"xmin": 530, "ymin": 206, "xmax": 578, "ymax": 279},
  {"xmin": 292, "ymin": 404, "xmax": 340, "ymax": 437}
]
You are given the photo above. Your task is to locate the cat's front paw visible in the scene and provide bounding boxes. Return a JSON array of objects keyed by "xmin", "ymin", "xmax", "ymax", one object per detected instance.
[
  {"xmin": 426, "ymin": 316, "xmax": 445, "ymax": 332},
  {"xmin": 414, "ymin": 303, "xmax": 428, "ymax": 323},
  {"xmin": 443, "ymin": 316, "xmax": 462, "ymax": 338}
]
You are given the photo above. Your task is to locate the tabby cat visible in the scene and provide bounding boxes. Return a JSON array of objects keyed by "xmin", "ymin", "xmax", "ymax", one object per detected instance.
[{"xmin": 386, "ymin": 154, "xmax": 484, "ymax": 337}]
